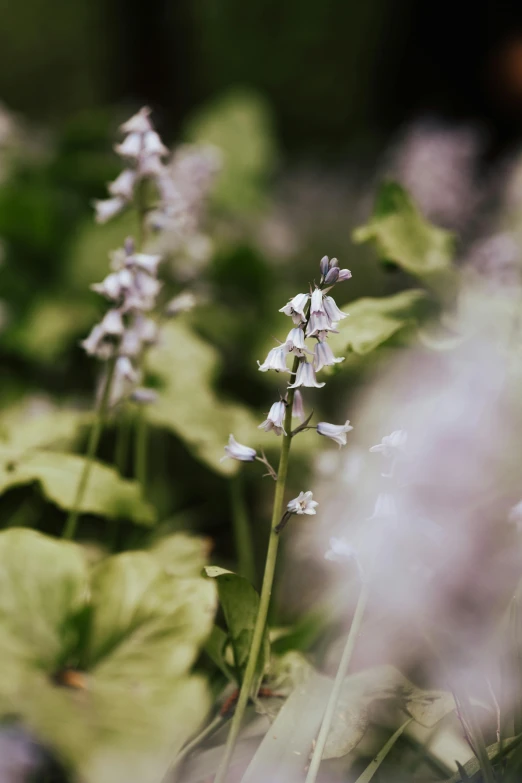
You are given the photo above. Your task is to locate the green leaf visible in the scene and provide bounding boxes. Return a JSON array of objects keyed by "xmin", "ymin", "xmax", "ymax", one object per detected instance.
[
  {"xmin": 205, "ymin": 625, "xmax": 235, "ymax": 681},
  {"xmin": 0, "ymin": 529, "xmax": 88, "ymax": 673},
  {"xmin": 146, "ymin": 320, "xmax": 275, "ymax": 475},
  {"xmin": 149, "ymin": 532, "xmax": 212, "ymax": 578},
  {"xmin": 0, "ymin": 446, "xmax": 156, "ymax": 525},
  {"xmin": 186, "ymin": 89, "xmax": 277, "ymax": 214},
  {"xmin": 354, "ymin": 718, "xmax": 412, "ymax": 783},
  {"xmin": 353, "ymin": 181, "xmax": 456, "ymax": 287},
  {"xmin": 446, "ymin": 736, "xmax": 522, "ymax": 782},
  {"xmin": 0, "ymin": 530, "xmax": 217, "ymax": 783},
  {"xmin": 327, "ymin": 290, "xmax": 427, "ymax": 356},
  {"xmin": 0, "ymin": 400, "xmax": 87, "ymax": 451},
  {"xmin": 204, "ymin": 566, "xmax": 270, "ymax": 692}
]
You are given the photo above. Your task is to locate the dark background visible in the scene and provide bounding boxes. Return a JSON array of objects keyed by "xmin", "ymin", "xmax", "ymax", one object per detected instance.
[{"xmin": 2, "ymin": 0, "xmax": 522, "ymax": 159}]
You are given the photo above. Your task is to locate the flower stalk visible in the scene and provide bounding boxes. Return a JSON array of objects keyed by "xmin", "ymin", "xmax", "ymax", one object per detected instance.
[
  {"xmin": 63, "ymin": 357, "xmax": 117, "ymax": 540},
  {"xmin": 213, "ymin": 357, "xmax": 299, "ymax": 783},
  {"xmin": 305, "ymin": 577, "xmax": 369, "ymax": 783}
]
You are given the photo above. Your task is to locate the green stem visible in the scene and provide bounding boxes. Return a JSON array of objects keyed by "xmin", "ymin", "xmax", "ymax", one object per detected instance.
[
  {"xmin": 63, "ymin": 359, "xmax": 116, "ymax": 540},
  {"xmin": 115, "ymin": 410, "xmax": 130, "ymax": 475},
  {"xmin": 230, "ymin": 475, "xmax": 256, "ymax": 584},
  {"xmin": 305, "ymin": 578, "xmax": 369, "ymax": 783},
  {"xmin": 171, "ymin": 714, "xmax": 227, "ymax": 771},
  {"xmin": 456, "ymin": 689, "xmax": 497, "ymax": 783},
  {"xmin": 213, "ymin": 356, "xmax": 300, "ymax": 783},
  {"xmin": 134, "ymin": 407, "xmax": 148, "ymax": 490}
]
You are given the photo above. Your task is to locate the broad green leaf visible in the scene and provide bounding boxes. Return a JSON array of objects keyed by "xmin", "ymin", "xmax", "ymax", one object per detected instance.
[
  {"xmin": 85, "ymin": 551, "xmax": 216, "ymax": 677},
  {"xmin": 0, "ymin": 400, "xmax": 88, "ymax": 451},
  {"xmin": 354, "ymin": 718, "xmax": 412, "ymax": 783},
  {"xmin": 0, "ymin": 529, "xmax": 88, "ymax": 673},
  {"xmin": 147, "ymin": 320, "xmax": 275, "ymax": 475},
  {"xmin": 204, "ymin": 566, "xmax": 270, "ymax": 692},
  {"xmin": 327, "ymin": 290, "xmax": 427, "ymax": 356},
  {"xmin": 149, "ymin": 532, "xmax": 213, "ymax": 578},
  {"xmin": 0, "ymin": 530, "xmax": 217, "ymax": 783},
  {"xmin": 241, "ymin": 671, "xmax": 332, "ymax": 783},
  {"xmin": 353, "ymin": 181, "xmax": 456, "ymax": 288},
  {"xmin": 0, "ymin": 446, "xmax": 155, "ymax": 525},
  {"xmin": 186, "ymin": 89, "xmax": 277, "ymax": 214}
]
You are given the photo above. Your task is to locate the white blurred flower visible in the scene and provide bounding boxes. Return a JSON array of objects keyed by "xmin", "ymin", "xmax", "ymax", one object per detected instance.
[
  {"xmin": 259, "ymin": 400, "xmax": 287, "ymax": 436},
  {"xmin": 370, "ymin": 430, "xmax": 408, "ymax": 458},
  {"xmin": 93, "ymin": 196, "xmax": 126, "ymax": 224},
  {"xmin": 287, "ymin": 490, "xmax": 318, "ymax": 515},
  {"xmin": 108, "ymin": 169, "xmax": 137, "ymax": 200},
  {"xmin": 325, "ymin": 537, "xmax": 356, "ymax": 562},
  {"xmin": 369, "ymin": 492, "xmax": 397, "ymax": 521},
  {"xmin": 288, "ymin": 360, "xmax": 325, "ymax": 389},
  {"xmin": 317, "ymin": 420, "xmax": 353, "ymax": 447},
  {"xmin": 221, "ymin": 434, "xmax": 257, "ymax": 463},
  {"xmin": 166, "ymin": 291, "xmax": 197, "ymax": 316}
]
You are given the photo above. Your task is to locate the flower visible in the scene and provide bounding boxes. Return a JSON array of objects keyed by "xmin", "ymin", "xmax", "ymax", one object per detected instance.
[
  {"xmin": 287, "ymin": 491, "xmax": 318, "ymax": 515},
  {"xmin": 324, "ymin": 266, "xmax": 339, "ymax": 284},
  {"xmin": 323, "ymin": 296, "xmax": 348, "ymax": 322},
  {"xmin": 324, "ymin": 537, "xmax": 356, "ymax": 562},
  {"xmin": 337, "ymin": 269, "xmax": 352, "ymax": 281},
  {"xmin": 317, "ymin": 420, "xmax": 353, "ymax": 447},
  {"xmin": 258, "ymin": 400, "xmax": 287, "ymax": 436},
  {"xmin": 101, "ymin": 309, "xmax": 124, "ymax": 336},
  {"xmin": 292, "ymin": 389, "xmax": 306, "ymax": 422},
  {"xmin": 131, "ymin": 388, "xmax": 158, "ymax": 405},
  {"xmin": 369, "ymin": 492, "xmax": 397, "ymax": 521},
  {"xmin": 279, "ymin": 293, "xmax": 310, "ymax": 324},
  {"xmin": 310, "ymin": 287, "xmax": 325, "ymax": 314},
  {"xmin": 313, "ymin": 341, "xmax": 344, "ymax": 372},
  {"xmin": 108, "ymin": 169, "xmax": 137, "ymax": 200},
  {"xmin": 93, "ymin": 196, "xmax": 126, "ymax": 224},
  {"xmin": 166, "ymin": 292, "xmax": 196, "ymax": 316},
  {"xmin": 305, "ymin": 313, "xmax": 338, "ymax": 337},
  {"xmin": 285, "ymin": 327, "xmax": 307, "ymax": 353},
  {"xmin": 120, "ymin": 106, "xmax": 153, "ymax": 134},
  {"xmin": 320, "ymin": 255, "xmax": 330, "ymax": 276},
  {"xmin": 288, "ymin": 361, "xmax": 325, "ymax": 389},
  {"xmin": 221, "ymin": 434, "xmax": 257, "ymax": 463},
  {"xmin": 258, "ymin": 344, "xmax": 291, "ymax": 373},
  {"xmin": 369, "ymin": 430, "xmax": 408, "ymax": 458}
]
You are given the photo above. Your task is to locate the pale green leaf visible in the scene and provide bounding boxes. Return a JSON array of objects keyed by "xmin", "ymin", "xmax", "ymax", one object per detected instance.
[
  {"xmin": 85, "ymin": 551, "xmax": 216, "ymax": 678},
  {"xmin": 0, "ymin": 446, "xmax": 155, "ymax": 524},
  {"xmin": 204, "ymin": 566, "xmax": 270, "ymax": 692},
  {"xmin": 327, "ymin": 290, "xmax": 427, "ymax": 356},
  {"xmin": 353, "ymin": 181, "xmax": 456, "ymax": 287},
  {"xmin": 147, "ymin": 320, "xmax": 276, "ymax": 475},
  {"xmin": 149, "ymin": 532, "xmax": 213, "ymax": 578},
  {"xmin": 0, "ymin": 529, "xmax": 88, "ymax": 673},
  {"xmin": 186, "ymin": 89, "xmax": 277, "ymax": 213},
  {"xmin": 0, "ymin": 399, "xmax": 88, "ymax": 451}
]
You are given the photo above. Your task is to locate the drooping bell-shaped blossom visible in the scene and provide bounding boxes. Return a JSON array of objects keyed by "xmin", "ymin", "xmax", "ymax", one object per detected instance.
[
  {"xmin": 369, "ymin": 492, "xmax": 398, "ymax": 521},
  {"xmin": 305, "ymin": 312, "xmax": 338, "ymax": 338},
  {"xmin": 310, "ymin": 287, "xmax": 325, "ymax": 315},
  {"xmin": 165, "ymin": 291, "xmax": 196, "ymax": 316},
  {"xmin": 337, "ymin": 268, "xmax": 352, "ymax": 281},
  {"xmin": 323, "ymin": 295, "xmax": 348, "ymax": 322},
  {"xmin": 279, "ymin": 293, "xmax": 310, "ymax": 324},
  {"xmin": 287, "ymin": 490, "xmax": 318, "ymax": 515},
  {"xmin": 313, "ymin": 341, "xmax": 345, "ymax": 372},
  {"xmin": 258, "ymin": 344, "xmax": 291, "ymax": 373},
  {"xmin": 258, "ymin": 400, "xmax": 287, "ymax": 436},
  {"xmin": 285, "ymin": 327, "xmax": 308, "ymax": 354},
  {"xmin": 317, "ymin": 420, "xmax": 353, "ymax": 447},
  {"xmin": 93, "ymin": 196, "xmax": 126, "ymax": 224},
  {"xmin": 221, "ymin": 434, "xmax": 257, "ymax": 463},
  {"xmin": 292, "ymin": 389, "xmax": 306, "ymax": 422},
  {"xmin": 288, "ymin": 360, "xmax": 325, "ymax": 389}
]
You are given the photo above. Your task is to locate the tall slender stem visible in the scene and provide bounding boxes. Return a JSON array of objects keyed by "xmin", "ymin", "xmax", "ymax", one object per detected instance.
[
  {"xmin": 63, "ymin": 358, "xmax": 116, "ymax": 540},
  {"xmin": 213, "ymin": 357, "xmax": 300, "ymax": 783},
  {"xmin": 134, "ymin": 407, "xmax": 148, "ymax": 489},
  {"xmin": 230, "ymin": 474, "xmax": 256, "ymax": 584},
  {"xmin": 115, "ymin": 410, "xmax": 130, "ymax": 475},
  {"xmin": 305, "ymin": 578, "xmax": 369, "ymax": 783}
]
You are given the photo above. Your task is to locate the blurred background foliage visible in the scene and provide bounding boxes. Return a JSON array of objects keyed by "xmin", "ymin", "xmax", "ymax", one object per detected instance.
[{"xmin": 0, "ymin": 0, "xmax": 522, "ymax": 563}]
